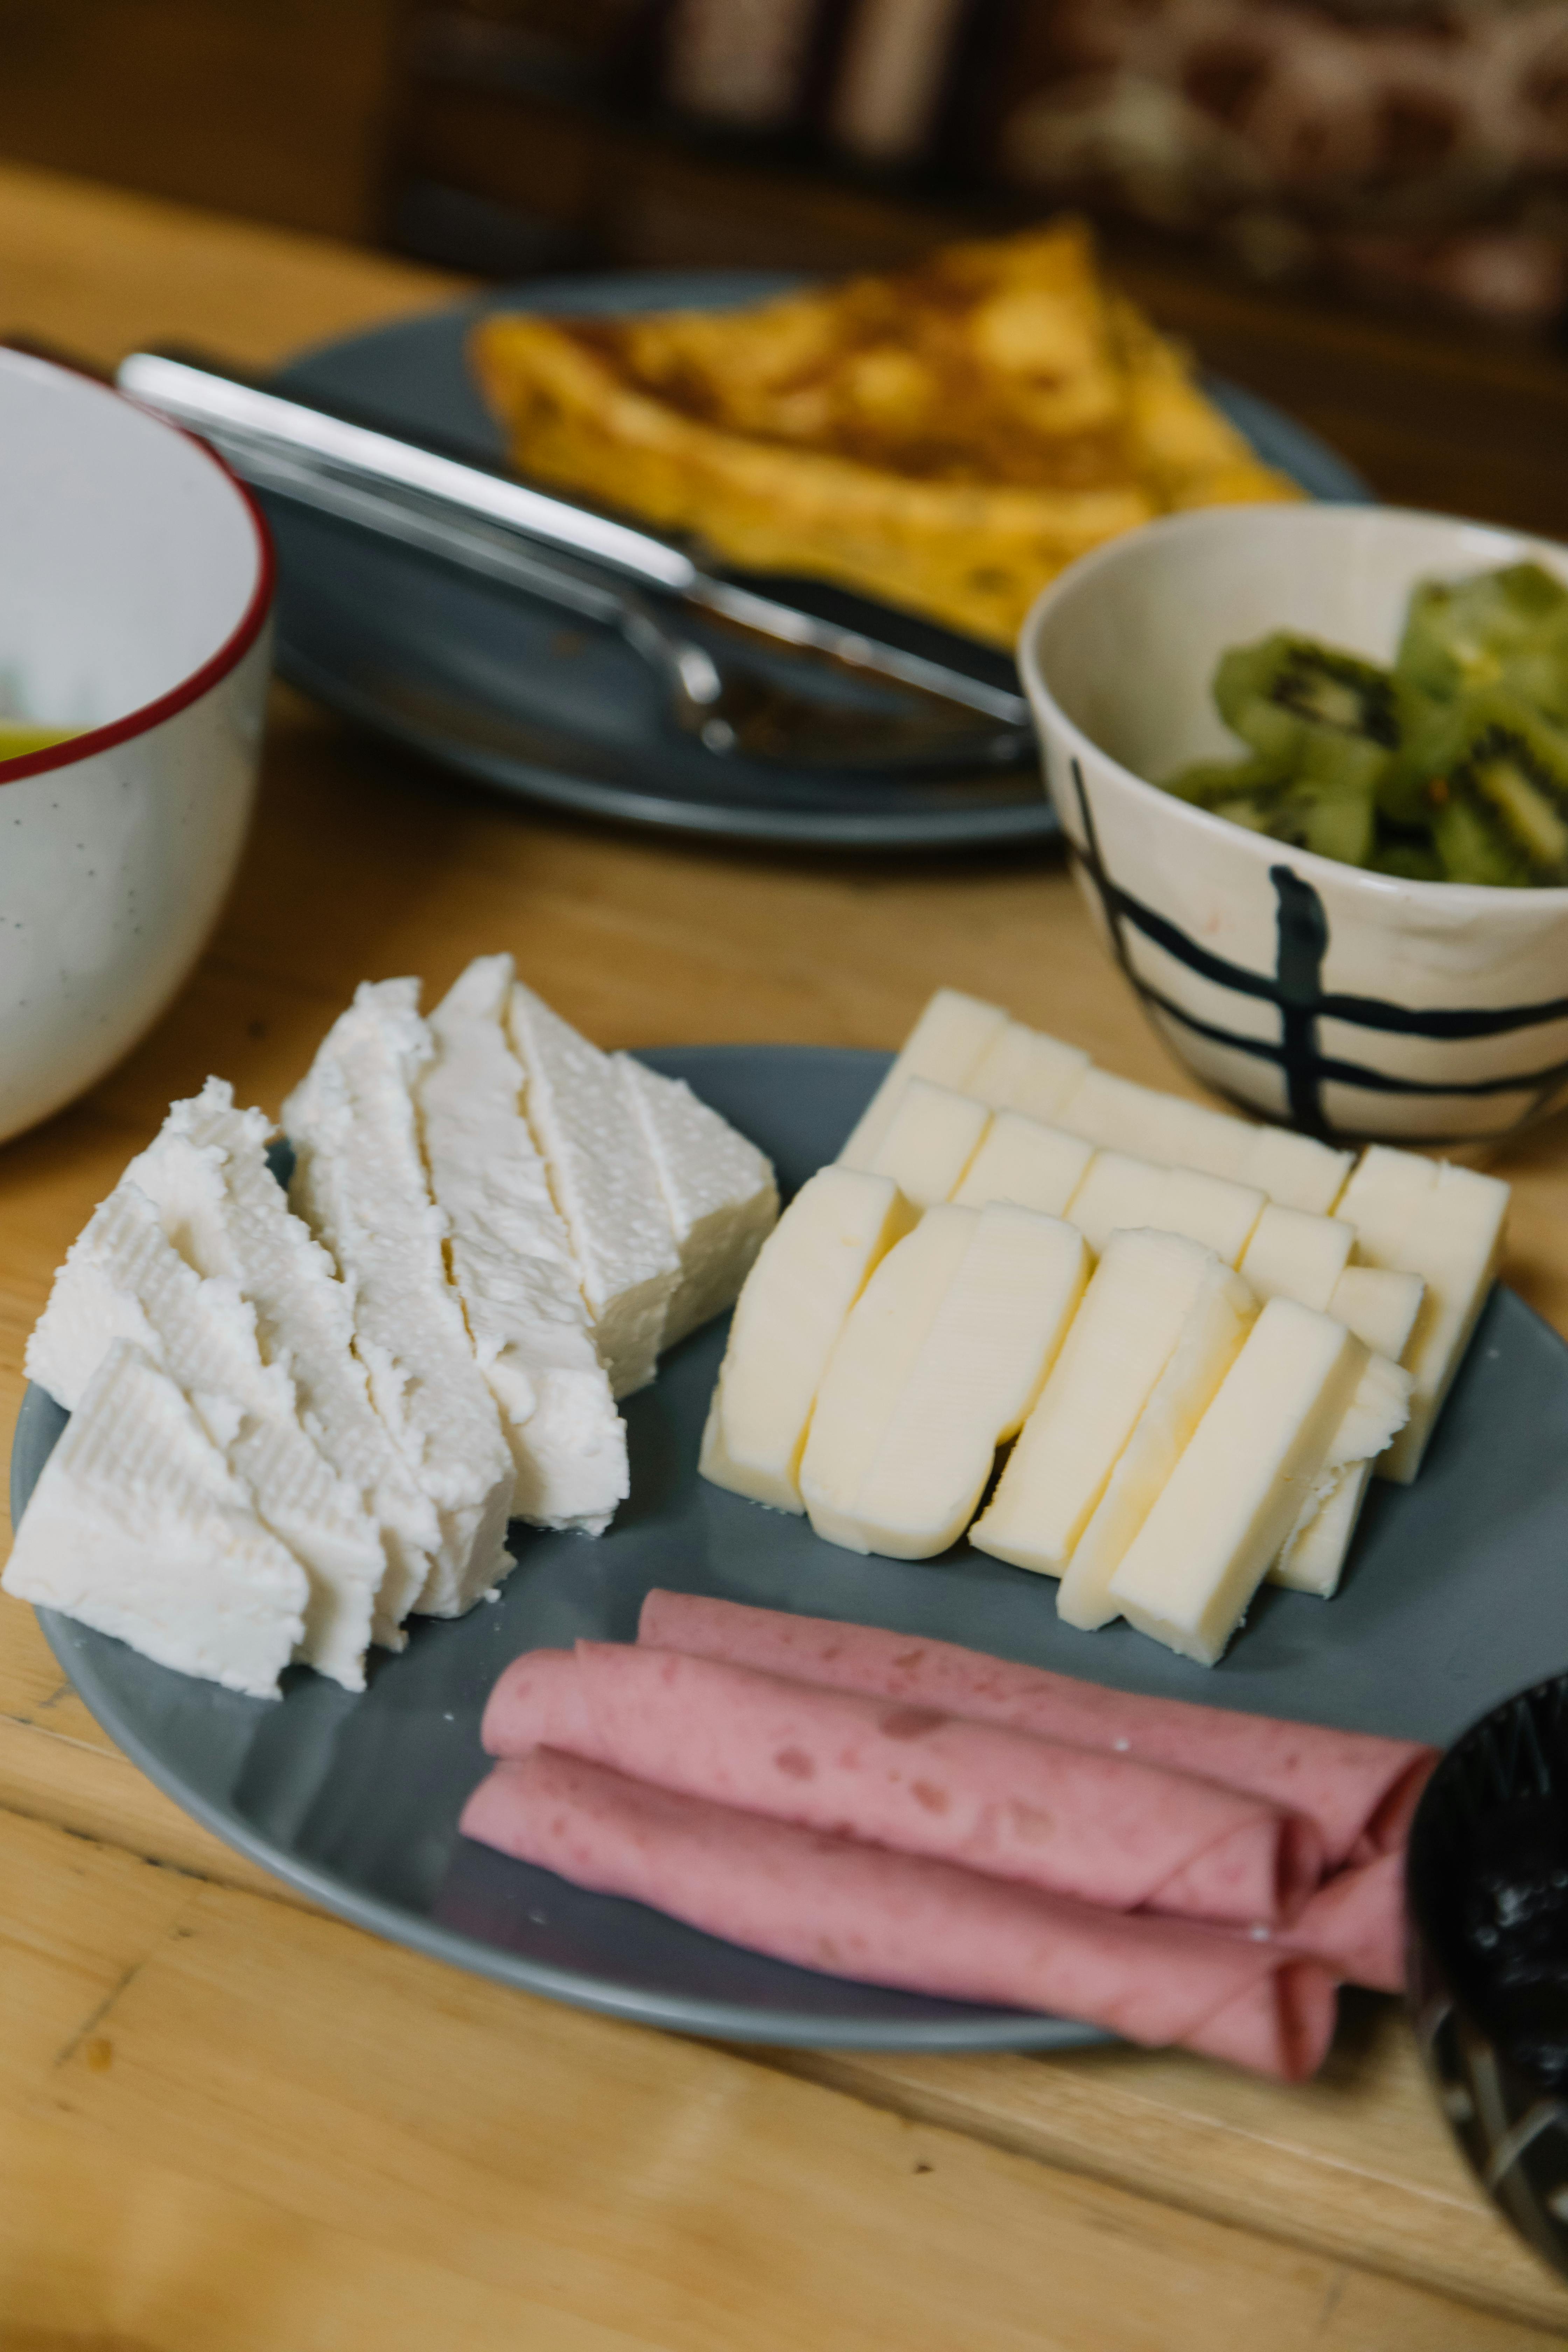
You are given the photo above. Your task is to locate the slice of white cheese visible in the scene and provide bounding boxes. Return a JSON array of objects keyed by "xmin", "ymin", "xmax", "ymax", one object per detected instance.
[
  {"xmin": 845, "ymin": 1204, "xmax": 1089, "ymax": 1560},
  {"xmin": 1338, "ymin": 1146, "xmax": 1509, "ymax": 1484},
  {"xmin": 1107, "ymin": 1299, "xmax": 1370, "ymax": 1666},
  {"xmin": 970, "ymin": 1227, "xmax": 1221, "ymax": 1576},
  {"xmin": 1326, "ymin": 1265, "xmax": 1425, "ymax": 1361},
  {"xmin": 3, "ymin": 1340, "xmax": 308, "ymax": 1699},
  {"xmin": 1061, "ymin": 1152, "xmax": 1166, "ymax": 1256},
  {"xmin": 420, "ymin": 955, "xmax": 629, "ymax": 1536},
  {"xmin": 119, "ymin": 1080, "xmax": 438, "ymax": 1646},
  {"xmin": 700, "ymin": 1166, "xmax": 912, "ymax": 1513},
  {"xmin": 25, "ymin": 1181, "xmax": 383, "ymax": 1689},
  {"xmin": 284, "ymin": 979, "xmax": 515, "ymax": 1617},
  {"xmin": 1055, "ymin": 1068, "xmax": 1252, "ymax": 1181},
  {"xmin": 1239, "ymin": 1201, "xmax": 1355, "ymax": 1311},
  {"xmin": 616, "ymin": 1054, "xmax": 779, "ymax": 1348},
  {"xmin": 866, "ymin": 1078, "xmax": 990, "ymax": 1210},
  {"xmin": 1056, "ymin": 1260, "xmax": 1258, "ymax": 1631},
  {"xmin": 838, "ymin": 988, "xmax": 1006, "ymax": 1170},
  {"xmin": 800, "ymin": 1205, "xmax": 979, "ymax": 1550},
  {"xmin": 1234, "ymin": 1125, "xmax": 1354, "ymax": 1217},
  {"xmin": 1147, "ymin": 1165, "xmax": 1265, "ymax": 1266},
  {"xmin": 1269, "ymin": 1352, "xmax": 1413, "ymax": 1598},
  {"xmin": 966, "ymin": 1022, "xmax": 1091, "ymax": 1123},
  {"xmin": 507, "ymin": 981, "xmax": 680, "ymax": 1400},
  {"xmin": 951, "ymin": 1111, "xmax": 1094, "ymax": 1217}
]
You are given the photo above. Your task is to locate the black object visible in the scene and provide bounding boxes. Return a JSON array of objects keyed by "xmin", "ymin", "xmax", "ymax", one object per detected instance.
[{"xmin": 1407, "ymin": 1673, "xmax": 1568, "ymax": 2279}]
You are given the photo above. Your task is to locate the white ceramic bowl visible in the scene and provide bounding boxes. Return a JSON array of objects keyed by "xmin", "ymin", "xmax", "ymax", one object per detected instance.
[
  {"xmin": 0, "ymin": 349, "xmax": 272, "ymax": 1143},
  {"xmin": 1020, "ymin": 502, "xmax": 1568, "ymax": 1144}
]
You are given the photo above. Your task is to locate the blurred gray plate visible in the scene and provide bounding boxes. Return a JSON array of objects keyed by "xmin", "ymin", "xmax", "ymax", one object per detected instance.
[
  {"xmin": 15, "ymin": 1045, "xmax": 1558, "ymax": 2051},
  {"xmin": 269, "ymin": 271, "xmax": 1368, "ymax": 852}
]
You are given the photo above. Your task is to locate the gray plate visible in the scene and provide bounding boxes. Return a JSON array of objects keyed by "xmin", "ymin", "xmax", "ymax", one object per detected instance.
[
  {"xmin": 14, "ymin": 1045, "xmax": 1560, "ymax": 2051},
  {"xmin": 269, "ymin": 271, "xmax": 1368, "ymax": 852}
]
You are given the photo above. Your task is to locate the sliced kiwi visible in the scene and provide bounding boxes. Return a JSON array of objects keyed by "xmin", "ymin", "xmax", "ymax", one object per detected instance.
[
  {"xmin": 1420, "ymin": 691, "xmax": 1568, "ymax": 886},
  {"xmin": 1398, "ymin": 562, "xmax": 1568, "ymax": 704},
  {"xmin": 1213, "ymin": 631, "xmax": 1400, "ymax": 779}
]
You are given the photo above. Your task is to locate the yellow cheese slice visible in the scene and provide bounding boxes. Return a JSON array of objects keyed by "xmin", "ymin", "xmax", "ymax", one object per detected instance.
[
  {"xmin": 866, "ymin": 1077, "xmax": 990, "ymax": 1210},
  {"xmin": 1238, "ymin": 1201, "xmax": 1354, "ymax": 1311},
  {"xmin": 951, "ymin": 1110, "xmax": 1094, "ymax": 1217},
  {"xmin": 838, "ymin": 988, "xmax": 1005, "ymax": 1170}
]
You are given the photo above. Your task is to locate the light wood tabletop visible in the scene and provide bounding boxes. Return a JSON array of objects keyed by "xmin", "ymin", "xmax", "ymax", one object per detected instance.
[{"xmin": 5, "ymin": 158, "xmax": 1568, "ymax": 2350}]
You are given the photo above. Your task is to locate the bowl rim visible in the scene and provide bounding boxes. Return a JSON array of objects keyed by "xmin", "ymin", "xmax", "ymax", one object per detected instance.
[
  {"xmin": 0, "ymin": 352, "xmax": 275, "ymax": 790},
  {"xmin": 1016, "ymin": 499, "xmax": 1568, "ymax": 914}
]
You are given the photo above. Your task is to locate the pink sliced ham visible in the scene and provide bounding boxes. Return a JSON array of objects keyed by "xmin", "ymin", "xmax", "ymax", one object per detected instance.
[
  {"xmin": 1281, "ymin": 1850, "xmax": 1406, "ymax": 1995},
  {"xmin": 481, "ymin": 1641, "xmax": 1324, "ymax": 1928},
  {"xmin": 461, "ymin": 1746, "xmax": 1337, "ymax": 2080},
  {"xmin": 638, "ymin": 1591, "xmax": 1435, "ymax": 1871}
]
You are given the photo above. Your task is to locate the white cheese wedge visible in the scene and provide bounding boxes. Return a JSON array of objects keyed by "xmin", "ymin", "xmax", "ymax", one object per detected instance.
[
  {"xmin": 1147, "ymin": 1165, "xmax": 1265, "ymax": 1266},
  {"xmin": 970, "ymin": 1227, "xmax": 1221, "ymax": 1576},
  {"xmin": 866, "ymin": 1078, "xmax": 990, "ymax": 1210},
  {"xmin": 24, "ymin": 1181, "xmax": 383, "ymax": 1689},
  {"xmin": 1056, "ymin": 1261, "xmax": 1258, "ymax": 1631},
  {"xmin": 1234, "ymin": 1125, "xmax": 1354, "ymax": 1217},
  {"xmin": 1107, "ymin": 1299, "xmax": 1370, "ymax": 1665},
  {"xmin": 284, "ymin": 979, "xmax": 515, "ymax": 1617},
  {"xmin": 1269, "ymin": 1352, "xmax": 1414, "ymax": 1597},
  {"xmin": 616, "ymin": 1054, "xmax": 779, "ymax": 1347},
  {"xmin": 1062, "ymin": 1152, "xmax": 1166, "ymax": 1256},
  {"xmin": 1338, "ymin": 1146, "xmax": 1509, "ymax": 1484},
  {"xmin": 951, "ymin": 1111, "xmax": 1094, "ymax": 1217},
  {"xmin": 1239, "ymin": 1201, "xmax": 1354, "ymax": 1311},
  {"xmin": 800, "ymin": 1204, "xmax": 980, "ymax": 1549},
  {"xmin": 701, "ymin": 1166, "xmax": 912, "ymax": 1512},
  {"xmin": 844, "ymin": 1205, "xmax": 1089, "ymax": 1560},
  {"xmin": 117, "ymin": 1080, "xmax": 438, "ymax": 1646},
  {"xmin": 507, "ymin": 982, "xmax": 680, "ymax": 1399},
  {"xmin": 966, "ymin": 1022, "xmax": 1091, "ymax": 1122},
  {"xmin": 3, "ymin": 1340, "xmax": 309, "ymax": 1699},
  {"xmin": 838, "ymin": 987, "xmax": 1006, "ymax": 1170},
  {"xmin": 1056, "ymin": 1068, "xmax": 1252, "ymax": 1182},
  {"xmin": 420, "ymin": 955, "xmax": 629, "ymax": 1536}
]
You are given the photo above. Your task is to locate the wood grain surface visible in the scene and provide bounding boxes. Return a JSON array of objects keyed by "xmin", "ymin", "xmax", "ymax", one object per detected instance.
[{"xmin": 4, "ymin": 159, "xmax": 1568, "ymax": 2348}]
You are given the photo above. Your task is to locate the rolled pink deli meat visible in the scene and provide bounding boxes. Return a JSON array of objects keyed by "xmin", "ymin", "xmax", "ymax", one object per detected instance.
[
  {"xmin": 639, "ymin": 1592, "xmax": 1436, "ymax": 1872},
  {"xmin": 461, "ymin": 1748, "xmax": 1338, "ymax": 2080},
  {"xmin": 481, "ymin": 1642, "xmax": 1324, "ymax": 1928},
  {"xmin": 1282, "ymin": 1850, "xmax": 1406, "ymax": 1995}
]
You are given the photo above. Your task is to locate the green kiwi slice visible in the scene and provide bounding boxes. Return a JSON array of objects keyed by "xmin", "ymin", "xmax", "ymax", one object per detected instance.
[
  {"xmin": 1421, "ymin": 691, "xmax": 1568, "ymax": 886},
  {"xmin": 1213, "ymin": 632, "xmax": 1400, "ymax": 775},
  {"xmin": 1398, "ymin": 561, "xmax": 1568, "ymax": 704}
]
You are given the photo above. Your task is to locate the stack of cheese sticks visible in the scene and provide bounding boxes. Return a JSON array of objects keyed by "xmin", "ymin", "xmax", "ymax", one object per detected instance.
[
  {"xmin": 6, "ymin": 956, "xmax": 777, "ymax": 1699},
  {"xmin": 702, "ymin": 988, "xmax": 1509, "ymax": 1667}
]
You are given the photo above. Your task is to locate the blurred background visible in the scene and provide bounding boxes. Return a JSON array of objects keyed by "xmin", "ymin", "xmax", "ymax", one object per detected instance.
[{"xmin": 5, "ymin": 0, "xmax": 1568, "ymax": 325}]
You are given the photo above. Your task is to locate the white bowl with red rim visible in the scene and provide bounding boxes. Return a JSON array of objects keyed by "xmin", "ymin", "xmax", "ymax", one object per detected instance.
[
  {"xmin": 0, "ymin": 347, "xmax": 273, "ymax": 1143},
  {"xmin": 1019, "ymin": 502, "xmax": 1568, "ymax": 1146}
]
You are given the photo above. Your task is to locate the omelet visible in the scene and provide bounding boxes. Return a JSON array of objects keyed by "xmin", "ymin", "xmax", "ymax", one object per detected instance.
[{"xmin": 471, "ymin": 221, "xmax": 1300, "ymax": 648}]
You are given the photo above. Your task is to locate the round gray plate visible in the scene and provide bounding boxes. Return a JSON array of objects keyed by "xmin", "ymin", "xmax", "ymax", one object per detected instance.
[
  {"xmin": 269, "ymin": 271, "xmax": 1369, "ymax": 852},
  {"xmin": 14, "ymin": 1045, "xmax": 1556, "ymax": 2050}
]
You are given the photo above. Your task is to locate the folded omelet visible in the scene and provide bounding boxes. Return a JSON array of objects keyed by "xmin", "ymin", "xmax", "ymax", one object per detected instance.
[{"xmin": 471, "ymin": 221, "xmax": 1301, "ymax": 648}]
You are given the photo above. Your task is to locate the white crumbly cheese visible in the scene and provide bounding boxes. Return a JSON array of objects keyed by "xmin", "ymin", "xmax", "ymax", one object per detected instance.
[
  {"xmin": 1268, "ymin": 1352, "xmax": 1414, "ymax": 1598},
  {"xmin": 119, "ymin": 1080, "xmax": 438, "ymax": 1646},
  {"xmin": 1338, "ymin": 1146, "xmax": 1509, "ymax": 1484},
  {"xmin": 800, "ymin": 1205, "xmax": 979, "ymax": 1549},
  {"xmin": 838, "ymin": 988, "xmax": 1006, "ymax": 1170},
  {"xmin": 846, "ymin": 1205, "xmax": 1089, "ymax": 1560},
  {"xmin": 1056, "ymin": 1260, "xmax": 1259, "ymax": 1631},
  {"xmin": 615, "ymin": 1052, "xmax": 778, "ymax": 1347},
  {"xmin": 865, "ymin": 1078, "xmax": 990, "ymax": 1210},
  {"xmin": 951, "ymin": 1112, "xmax": 1094, "ymax": 1217},
  {"xmin": 284, "ymin": 979, "xmax": 515, "ymax": 1617},
  {"xmin": 701, "ymin": 1166, "xmax": 912, "ymax": 1513},
  {"xmin": 419, "ymin": 955, "xmax": 629, "ymax": 1536},
  {"xmin": 3, "ymin": 1340, "xmax": 308, "ymax": 1699},
  {"xmin": 1061, "ymin": 1152, "xmax": 1166, "ymax": 1256},
  {"xmin": 24, "ymin": 1180, "xmax": 383, "ymax": 1689},
  {"xmin": 970, "ymin": 1227, "xmax": 1221, "ymax": 1576},
  {"xmin": 507, "ymin": 981, "xmax": 680, "ymax": 1399},
  {"xmin": 1238, "ymin": 1202, "xmax": 1355, "ymax": 1311},
  {"xmin": 966, "ymin": 1022, "xmax": 1090, "ymax": 1123},
  {"xmin": 1235, "ymin": 1125, "xmax": 1353, "ymax": 1217},
  {"xmin": 1107, "ymin": 1300, "xmax": 1370, "ymax": 1665}
]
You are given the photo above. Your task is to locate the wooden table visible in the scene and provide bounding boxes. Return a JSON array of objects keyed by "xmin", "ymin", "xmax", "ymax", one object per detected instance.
[{"xmin": 5, "ymin": 159, "xmax": 1568, "ymax": 2350}]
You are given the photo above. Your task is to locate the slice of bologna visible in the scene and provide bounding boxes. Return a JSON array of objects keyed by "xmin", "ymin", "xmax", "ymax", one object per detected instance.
[
  {"xmin": 638, "ymin": 1591, "xmax": 1435, "ymax": 1871},
  {"xmin": 1281, "ymin": 1849, "xmax": 1406, "ymax": 1994},
  {"xmin": 481, "ymin": 1641, "xmax": 1323, "ymax": 1928},
  {"xmin": 461, "ymin": 1746, "xmax": 1337, "ymax": 2080}
]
